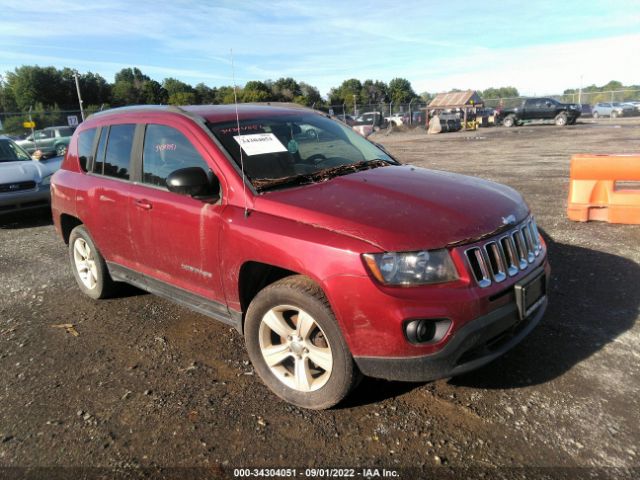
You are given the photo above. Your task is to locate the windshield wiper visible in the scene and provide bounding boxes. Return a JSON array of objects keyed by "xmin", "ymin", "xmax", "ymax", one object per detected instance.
[{"xmin": 252, "ymin": 159, "xmax": 390, "ymax": 192}]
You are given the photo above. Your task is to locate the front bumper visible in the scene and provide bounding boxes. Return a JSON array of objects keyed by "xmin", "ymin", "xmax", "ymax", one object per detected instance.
[
  {"xmin": 0, "ymin": 186, "xmax": 51, "ymax": 214},
  {"xmin": 354, "ymin": 284, "xmax": 547, "ymax": 382}
]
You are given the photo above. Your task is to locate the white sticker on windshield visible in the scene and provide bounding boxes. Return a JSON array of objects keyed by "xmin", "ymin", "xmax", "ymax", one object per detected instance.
[{"xmin": 233, "ymin": 133, "xmax": 287, "ymax": 156}]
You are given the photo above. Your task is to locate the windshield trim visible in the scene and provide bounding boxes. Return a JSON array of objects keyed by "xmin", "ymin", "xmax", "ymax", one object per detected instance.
[{"xmin": 251, "ymin": 159, "xmax": 392, "ymax": 193}]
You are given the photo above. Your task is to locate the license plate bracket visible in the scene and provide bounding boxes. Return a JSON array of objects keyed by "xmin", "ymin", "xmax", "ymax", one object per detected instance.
[{"xmin": 515, "ymin": 271, "xmax": 546, "ymax": 320}]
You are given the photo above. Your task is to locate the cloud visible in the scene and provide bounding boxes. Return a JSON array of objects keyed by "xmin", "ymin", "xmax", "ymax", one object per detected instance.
[{"xmin": 0, "ymin": 1, "xmax": 639, "ymax": 97}]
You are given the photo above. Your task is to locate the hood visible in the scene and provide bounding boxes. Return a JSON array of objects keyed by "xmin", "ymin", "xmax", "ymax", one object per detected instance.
[
  {"xmin": 255, "ymin": 165, "xmax": 530, "ymax": 251},
  {"xmin": 0, "ymin": 159, "xmax": 60, "ymax": 184}
]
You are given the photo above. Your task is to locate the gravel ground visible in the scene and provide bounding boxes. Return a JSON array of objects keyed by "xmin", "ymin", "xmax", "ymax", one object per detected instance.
[{"xmin": 1, "ymin": 118, "xmax": 639, "ymax": 480}]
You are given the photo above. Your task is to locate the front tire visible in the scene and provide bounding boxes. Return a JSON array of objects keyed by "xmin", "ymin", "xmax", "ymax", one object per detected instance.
[
  {"xmin": 55, "ymin": 144, "xmax": 67, "ymax": 157},
  {"xmin": 69, "ymin": 225, "xmax": 116, "ymax": 299},
  {"xmin": 244, "ymin": 276, "xmax": 360, "ymax": 409}
]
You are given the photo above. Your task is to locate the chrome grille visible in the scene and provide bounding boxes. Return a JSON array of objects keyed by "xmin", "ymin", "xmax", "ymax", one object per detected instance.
[
  {"xmin": 0, "ymin": 181, "xmax": 36, "ymax": 193},
  {"xmin": 465, "ymin": 218, "xmax": 543, "ymax": 287}
]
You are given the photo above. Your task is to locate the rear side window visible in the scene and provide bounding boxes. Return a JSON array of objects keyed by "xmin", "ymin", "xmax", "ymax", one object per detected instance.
[
  {"xmin": 57, "ymin": 127, "xmax": 74, "ymax": 137},
  {"xmin": 142, "ymin": 124, "xmax": 210, "ymax": 188},
  {"xmin": 93, "ymin": 124, "xmax": 135, "ymax": 180},
  {"xmin": 94, "ymin": 128, "xmax": 108, "ymax": 174},
  {"xmin": 77, "ymin": 128, "xmax": 97, "ymax": 172}
]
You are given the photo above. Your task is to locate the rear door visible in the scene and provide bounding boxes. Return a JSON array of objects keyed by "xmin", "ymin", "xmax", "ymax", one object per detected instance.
[
  {"xmin": 82, "ymin": 124, "xmax": 138, "ymax": 267},
  {"xmin": 128, "ymin": 121, "xmax": 226, "ymax": 304},
  {"xmin": 521, "ymin": 99, "xmax": 536, "ymax": 120},
  {"xmin": 35, "ymin": 130, "xmax": 55, "ymax": 154}
]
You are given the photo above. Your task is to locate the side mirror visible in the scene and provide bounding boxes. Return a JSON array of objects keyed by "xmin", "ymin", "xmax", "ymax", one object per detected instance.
[{"xmin": 166, "ymin": 167, "xmax": 220, "ymax": 200}]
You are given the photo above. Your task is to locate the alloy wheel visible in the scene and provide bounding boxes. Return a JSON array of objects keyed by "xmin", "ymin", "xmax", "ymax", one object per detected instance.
[
  {"xmin": 258, "ymin": 305, "xmax": 333, "ymax": 392},
  {"xmin": 73, "ymin": 238, "xmax": 98, "ymax": 290}
]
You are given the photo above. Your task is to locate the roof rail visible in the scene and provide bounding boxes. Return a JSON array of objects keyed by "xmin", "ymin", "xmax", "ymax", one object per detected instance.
[{"xmin": 85, "ymin": 104, "xmax": 204, "ymax": 123}]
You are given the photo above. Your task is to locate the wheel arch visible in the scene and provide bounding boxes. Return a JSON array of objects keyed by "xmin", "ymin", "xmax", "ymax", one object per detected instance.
[
  {"xmin": 238, "ymin": 261, "xmax": 301, "ymax": 316},
  {"xmin": 60, "ymin": 214, "xmax": 83, "ymax": 244}
]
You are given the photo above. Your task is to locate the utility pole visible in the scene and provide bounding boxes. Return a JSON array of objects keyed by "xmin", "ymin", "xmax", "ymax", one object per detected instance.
[
  {"xmin": 353, "ymin": 94, "xmax": 357, "ymax": 116},
  {"xmin": 72, "ymin": 71, "xmax": 85, "ymax": 121},
  {"xmin": 578, "ymin": 75, "xmax": 583, "ymax": 105},
  {"xmin": 28, "ymin": 105, "xmax": 37, "ymax": 150}
]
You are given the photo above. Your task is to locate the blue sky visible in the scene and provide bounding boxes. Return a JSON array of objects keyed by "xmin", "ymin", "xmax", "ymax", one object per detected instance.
[{"xmin": 1, "ymin": 0, "xmax": 639, "ymax": 98}]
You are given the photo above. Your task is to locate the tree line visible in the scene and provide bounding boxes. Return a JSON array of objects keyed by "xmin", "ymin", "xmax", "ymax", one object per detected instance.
[{"xmin": 0, "ymin": 66, "xmax": 428, "ymax": 115}]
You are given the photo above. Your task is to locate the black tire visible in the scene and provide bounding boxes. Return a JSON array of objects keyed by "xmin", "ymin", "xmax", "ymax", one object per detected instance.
[
  {"xmin": 502, "ymin": 114, "xmax": 516, "ymax": 128},
  {"xmin": 55, "ymin": 144, "xmax": 67, "ymax": 157},
  {"xmin": 68, "ymin": 225, "xmax": 117, "ymax": 299},
  {"xmin": 568, "ymin": 117, "xmax": 577, "ymax": 125},
  {"xmin": 555, "ymin": 112, "xmax": 568, "ymax": 126},
  {"xmin": 244, "ymin": 275, "xmax": 361, "ymax": 409}
]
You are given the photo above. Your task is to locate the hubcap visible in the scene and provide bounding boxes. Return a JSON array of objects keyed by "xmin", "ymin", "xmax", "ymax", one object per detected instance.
[
  {"xmin": 258, "ymin": 305, "xmax": 333, "ymax": 392},
  {"xmin": 73, "ymin": 238, "xmax": 98, "ymax": 290}
]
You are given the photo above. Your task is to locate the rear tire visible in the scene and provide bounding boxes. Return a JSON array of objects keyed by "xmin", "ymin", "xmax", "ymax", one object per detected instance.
[
  {"xmin": 244, "ymin": 275, "xmax": 361, "ymax": 409},
  {"xmin": 502, "ymin": 114, "xmax": 516, "ymax": 128},
  {"xmin": 69, "ymin": 225, "xmax": 117, "ymax": 299},
  {"xmin": 555, "ymin": 112, "xmax": 568, "ymax": 126}
]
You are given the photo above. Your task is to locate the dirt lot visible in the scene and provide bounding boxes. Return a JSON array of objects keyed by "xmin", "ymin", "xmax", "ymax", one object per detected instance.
[{"xmin": 1, "ymin": 118, "xmax": 639, "ymax": 479}]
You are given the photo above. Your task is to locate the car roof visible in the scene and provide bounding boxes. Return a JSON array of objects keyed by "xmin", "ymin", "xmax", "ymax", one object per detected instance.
[{"xmin": 87, "ymin": 103, "xmax": 323, "ymax": 125}]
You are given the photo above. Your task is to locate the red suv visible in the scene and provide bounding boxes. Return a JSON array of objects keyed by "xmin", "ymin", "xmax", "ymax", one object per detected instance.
[{"xmin": 51, "ymin": 104, "xmax": 549, "ymax": 409}]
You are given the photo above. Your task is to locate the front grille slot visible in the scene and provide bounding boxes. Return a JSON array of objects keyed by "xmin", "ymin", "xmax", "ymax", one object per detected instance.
[
  {"xmin": 465, "ymin": 217, "xmax": 543, "ymax": 288},
  {"xmin": 0, "ymin": 181, "xmax": 36, "ymax": 193},
  {"xmin": 484, "ymin": 242, "xmax": 507, "ymax": 282}
]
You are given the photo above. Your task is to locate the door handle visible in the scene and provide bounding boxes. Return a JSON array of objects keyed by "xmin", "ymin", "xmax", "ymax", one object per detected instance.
[{"xmin": 135, "ymin": 199, "xmax": 153, "ymax": 210}]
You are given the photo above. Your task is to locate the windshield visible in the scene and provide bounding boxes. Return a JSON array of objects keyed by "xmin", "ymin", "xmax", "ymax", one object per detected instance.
[
  {"xmin": 0, "ymin": 139, "xmax": 32, "ymax": 163},
  {"xmin": 209, "ymin": 112, "xmax": 394, "ymax": 192}
]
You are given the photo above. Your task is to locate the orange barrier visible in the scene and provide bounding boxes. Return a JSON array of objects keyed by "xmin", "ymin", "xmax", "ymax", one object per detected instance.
[{"xmin": 567, "ymin": 154, "xmax": 640, "ymax": 224}]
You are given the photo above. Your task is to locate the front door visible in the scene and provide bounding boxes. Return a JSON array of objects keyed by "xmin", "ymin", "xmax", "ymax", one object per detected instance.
[{"xmin": 128, "ymin": 122, "xmax": 226, "ymax": 304}]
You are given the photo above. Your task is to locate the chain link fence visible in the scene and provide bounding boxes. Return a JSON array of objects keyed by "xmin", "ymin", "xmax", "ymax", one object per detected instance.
[{"xmin": 2, "ymin": 89, "xmax": 639, "ymax": 136}]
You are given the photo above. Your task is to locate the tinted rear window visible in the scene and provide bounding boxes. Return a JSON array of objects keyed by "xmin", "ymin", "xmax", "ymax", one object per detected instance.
[{"xmin": 77, "ymin": 128, "xmax": 97, "ymax": 172}]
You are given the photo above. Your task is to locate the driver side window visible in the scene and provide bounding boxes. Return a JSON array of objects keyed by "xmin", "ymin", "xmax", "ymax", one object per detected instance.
[{"xmin": 142, "ymin": 124, "xmax": 211, "ymax": 189}]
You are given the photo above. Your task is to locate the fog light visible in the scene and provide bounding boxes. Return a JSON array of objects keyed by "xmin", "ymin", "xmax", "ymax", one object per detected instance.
[{"xmin": 405, "ymin": 319, "xmax": 451, "ymax": 344}]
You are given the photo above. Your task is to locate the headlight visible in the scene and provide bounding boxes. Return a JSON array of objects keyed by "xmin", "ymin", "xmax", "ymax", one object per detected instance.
[
  {"xmin": 362, "ymin": 249, "xmax": 459, "ymax": 286},
  {"xmin": 41, "ymin": 175, "xmax": 52, "ymax": 186}
]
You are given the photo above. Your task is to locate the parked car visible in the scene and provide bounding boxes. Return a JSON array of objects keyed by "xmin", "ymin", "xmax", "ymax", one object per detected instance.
[
  {"xmin": 498, "ymin": 97, "xmax": 581, "ymax": 127},
  {"xmin": 16, "ymin": 126, "xmax": 74, "ymax": 157},
  {"xmin": 353, "ymin": 111, "xmax": 387, "ymax": 127},
  {"xmin": 578, "ymin": 104, "xmax": 593, "ymax": 118},
  {"xmin": 621, "ymin": 102, "xmax": 640, "ymax": 115},
  {"xmin": 0, "ymin": 135, "xmax": 62, "ymax": 214},
  {"xmin": 51, "ymin": 104, "xmax": 549, "ymax": 409},
  {"xmin": 385, "ymin": 113, "xmax": 404, "ymax": 127},
  {"xmin": 336, "ymin": 114, "xmax": 357, "ymax": 126},
  {"xmin": 592, "ymin": 102, "xmax": 633, "ymax": 118}
]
